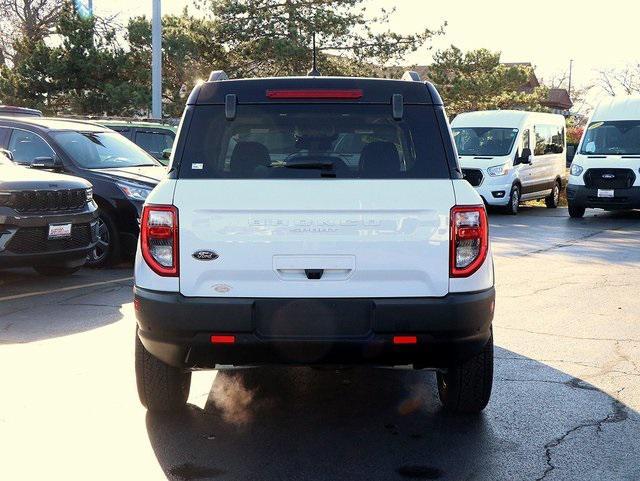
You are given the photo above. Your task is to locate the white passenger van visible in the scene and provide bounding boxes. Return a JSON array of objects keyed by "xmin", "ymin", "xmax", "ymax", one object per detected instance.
[
  {"xmin": 452, "ymin": 110, "xmax": 567, "ymax": 214},
  {"xmin": 567, "ymin": 96, "xmax": 640, "ymax": 218}
]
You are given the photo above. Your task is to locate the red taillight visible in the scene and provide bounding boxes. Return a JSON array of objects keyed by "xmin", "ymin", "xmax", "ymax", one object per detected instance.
[
  {"xmin": 140, "ymin": 205, "xmax": 178, "ymax": 277},
  {"xmin": 450, "ymin": 205, "xmax": 488, "ymax": 278},
  {"xmin": 266, "ymin": 89, "xmax": 363, "ymax": 100},
  {"xmin": 211, "ymin": 335, "xmax": 236, "ymax": 344},
  {"xmin": 393, "ymin": 335, "xmax": 417, "ymax": 345}
]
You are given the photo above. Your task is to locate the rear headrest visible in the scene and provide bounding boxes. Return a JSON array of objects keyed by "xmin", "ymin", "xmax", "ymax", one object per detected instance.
[
  {"xmin": 230, "ymin": 141, "xmax": 270, "ymax": 176},
  {"xmin": 359, "ymin": 141, "xmax": 401, "ymax": 178}
]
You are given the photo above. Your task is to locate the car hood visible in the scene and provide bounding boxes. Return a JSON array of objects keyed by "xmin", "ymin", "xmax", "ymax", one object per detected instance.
[
  {"xmin": 458, "ymin": 155, "xmax": 510, "ymax": 169},
  {"xmin": 0, "ymin": 164, "xmax": 91, "ymax": 190},
  {"xmin": 90, "ymin": 166, "xmax": 166, "ymax": 186}
]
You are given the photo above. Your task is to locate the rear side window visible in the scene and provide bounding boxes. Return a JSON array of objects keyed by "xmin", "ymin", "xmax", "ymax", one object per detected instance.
[
  {"xmin": 178, "ymin": 105, "xmax": 450, "ymax": 179},
  {"xmin": 534, "ymin": 124, "xmax": 565, "ymax": 155}
]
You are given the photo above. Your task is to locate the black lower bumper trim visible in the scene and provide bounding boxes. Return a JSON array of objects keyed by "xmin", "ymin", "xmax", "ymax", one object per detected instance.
[
  {"xmin": 135, "ymin": 287, "xmax": 495, "ymax": 369},
  {"xmin": 567, "ymin": 184, "xmax": 640, "ymax": 209}
]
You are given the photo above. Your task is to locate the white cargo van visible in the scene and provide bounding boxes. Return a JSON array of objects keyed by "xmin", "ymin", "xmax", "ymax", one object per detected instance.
[
  {"xmin": 567, "ymin": 96, "xmax": 640, "ymax": 217},
  {"xmin": 452, "ymin": 110, "xmax": 567, "ymax": 214},
  {"xmin": 133, "ymin": 72, "xmax": 495, "ymax": 414}
]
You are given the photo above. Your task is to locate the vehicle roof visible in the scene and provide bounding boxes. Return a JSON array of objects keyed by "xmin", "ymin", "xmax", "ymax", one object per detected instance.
[
  {"xmin": 0, "ymin": 116, "xmax": 108, "ymax": 132},
  {"xmin": 591, "ymin": 96, "xmax": 640, "ymax": 121},
  {"xmin": 190, "ymin": 76, "xmax": 442, "ymax": 105},
  {"xmin": 0, "ymin": 105, "xmax": 43, "ymax": 116},
  {"xmin": 452, "ymin": 110, "xmax": 565, "ymax": 128},
  {"xmin": 94, "ymin": 119, "xmax": 177, "ymax": 131}
]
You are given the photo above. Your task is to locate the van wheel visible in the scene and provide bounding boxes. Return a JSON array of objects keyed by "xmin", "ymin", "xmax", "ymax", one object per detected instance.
[
  {"xmin": 505, "ymin": 185, "xmax": 520, "ymax": 215},
  {"xmin": 437, "ymin": 333, "xmax": 493, "ymax": 414},
  {"xmin": 545, "ymin": 180, "xmax": 561, "ymax": 208},
  {"xmin": 568, "ymin": 204, "xmax": 586, "ymax": 218},
  {"xmin": 135, "ymin": 329, "xmax": 191, "ymax": 412},
  {"xmin": 33, "ymin": 265, "xmax": 82, "ymax": 276},
  {"xmin": 86, "ymin": 210, "xmax": 120, "ymax": 268}
]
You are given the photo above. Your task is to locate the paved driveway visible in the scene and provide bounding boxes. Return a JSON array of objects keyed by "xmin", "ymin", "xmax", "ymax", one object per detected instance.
[{"xmin": 1, "ymin": 207, "xmax": 639, "ymax": 480}]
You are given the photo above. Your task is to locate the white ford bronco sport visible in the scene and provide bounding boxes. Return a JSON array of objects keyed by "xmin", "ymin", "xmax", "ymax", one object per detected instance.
[{"xmin": 134, "ymin": 71, "xmax": 495, "ymax": 414}]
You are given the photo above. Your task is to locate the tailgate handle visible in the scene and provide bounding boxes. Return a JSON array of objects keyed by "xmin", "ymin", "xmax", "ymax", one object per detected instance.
[{"xmin": 304, "ymin": 269, "xmax": 324, "ymax": 280}]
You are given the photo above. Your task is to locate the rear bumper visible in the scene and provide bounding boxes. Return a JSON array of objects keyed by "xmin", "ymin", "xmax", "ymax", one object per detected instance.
[
  {"xmin": 134, "ymin": 287, "xmax": 495, "ymax": 369},
  {"xmin": 567, "ymin": 184, "xmax": 640, "ymax": 210}
]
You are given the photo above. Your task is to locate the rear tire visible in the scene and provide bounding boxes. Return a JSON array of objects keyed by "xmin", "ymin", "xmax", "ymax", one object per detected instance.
[
  {"xmin": 33, "ymin": 265, "xmax": 82, "ymax": 276},
  {"xmin": 568, "ymin": 204, "xmax": 586, "ymax": 218},
  {"xmin": 545, "ymin": 180, "xmax": 561, "ymax": 208},
  {"xmin": 505, "ymin": 185, "xmax": 520, "ymax": 215},
  {"xmin": 437, "ymin": 333, "xmax": 493, "ymax": 414},
  {"xmin": 135, "ymin": 329, "xmax": 191, "ymax": 412}
]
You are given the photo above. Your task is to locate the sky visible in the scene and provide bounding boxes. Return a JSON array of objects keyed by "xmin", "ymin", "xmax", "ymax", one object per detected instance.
[{"xmin": 94, "ymin": 0, "xmax": 639, "ymax": 106}]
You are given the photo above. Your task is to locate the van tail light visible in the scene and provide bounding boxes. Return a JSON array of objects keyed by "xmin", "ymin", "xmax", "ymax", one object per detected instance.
[
  {"xmin": 450, "ymin": 205, "xmax": 488, "ymax": 278},
  {"xmin": 141, "ymin": 205, "xmax": 178, "ymax": 277}
]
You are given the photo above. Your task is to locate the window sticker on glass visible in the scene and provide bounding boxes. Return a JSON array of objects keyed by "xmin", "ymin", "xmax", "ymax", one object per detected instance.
[
  {"xmin": 192, "ymin": 163, "xmax": 204, "ymax": 170},
  {"xmin": 588, "ymin": 122, "xmax": 604, "ymax": 130}
]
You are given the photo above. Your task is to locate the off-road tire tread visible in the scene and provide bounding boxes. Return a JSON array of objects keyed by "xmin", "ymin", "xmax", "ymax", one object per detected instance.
[
  {"xmin": 437, "ymin": 334, "xmax": 493, "ymax": 414},
  {"xmin": 135, "ymin": 330, "xmax": 191, "ymax": 412}
]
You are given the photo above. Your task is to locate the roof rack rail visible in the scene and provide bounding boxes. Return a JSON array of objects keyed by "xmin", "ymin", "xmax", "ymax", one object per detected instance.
[
  {"xmin": 208, "ymin": 70, "xmax": 229, "ymax": 82},
  {"xmin": 401, "ymin": 71, "xmax": 422, "ymax": 82}
]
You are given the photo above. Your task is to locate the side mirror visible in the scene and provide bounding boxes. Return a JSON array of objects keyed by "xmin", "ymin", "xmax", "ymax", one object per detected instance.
[
  {"xmin": 30, "ymin": 156, "xmax": 62, "ymax": 171},
  {"xmin": 162, "ymin": 148, "xmax": 172, "ymax": 160},
  {"xmin": 516, "ymin": 148, "xmax": 532, "ymax": 165}
]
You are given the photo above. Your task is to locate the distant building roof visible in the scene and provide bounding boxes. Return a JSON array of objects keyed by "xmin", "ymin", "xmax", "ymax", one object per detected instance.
[{"xmin": 543, "ymin": 88, "xmax": 573, "ymax": 110}]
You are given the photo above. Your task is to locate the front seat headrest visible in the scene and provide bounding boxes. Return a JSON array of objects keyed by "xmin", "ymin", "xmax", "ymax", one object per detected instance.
[
  {"xmin": 359, "ymin": 141, "xmax": 401, "ymax": 178},
  {"xmin": 230, "ymin": 141, "xmax": 270, "ymax": 176}
]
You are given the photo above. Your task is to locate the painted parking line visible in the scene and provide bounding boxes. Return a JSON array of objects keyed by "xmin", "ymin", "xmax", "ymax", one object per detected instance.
[{"xmin": 0, "ymin": 276, "xmax": 134, "ymax": 302}]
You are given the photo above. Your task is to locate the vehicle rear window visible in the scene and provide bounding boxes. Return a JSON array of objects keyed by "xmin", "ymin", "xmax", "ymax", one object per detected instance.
[{"xmin": 177, "ymin": 105, "xmax": 450, "ymax": 179}]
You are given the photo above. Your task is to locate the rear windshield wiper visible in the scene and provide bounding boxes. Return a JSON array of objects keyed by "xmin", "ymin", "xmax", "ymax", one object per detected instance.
[
  {"xmin": 270, "ymin": 160, "xmax": 338, "ymax": 177},
  {"xmin": 272, "ymin": 160, "xmax": 336, "ymax": 170}
]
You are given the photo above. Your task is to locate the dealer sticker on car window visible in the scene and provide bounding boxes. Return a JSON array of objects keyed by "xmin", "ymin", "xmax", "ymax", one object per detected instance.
[
  {"xmin": 48, "ymin": 223, "xmax": 72, "ymax": 239},
  {"xmin": 597, "ymin": 189, "xmax": 615, "ymax": 198}
]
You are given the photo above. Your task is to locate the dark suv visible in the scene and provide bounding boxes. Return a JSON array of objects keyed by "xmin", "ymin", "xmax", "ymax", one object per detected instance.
[
  {"xmin": 0, "ymin": 151, "xmax": 97, "ymax": 275},
  {"xmin": 0, "ymin": 117, "xmax": 166, "ymax": 267}
]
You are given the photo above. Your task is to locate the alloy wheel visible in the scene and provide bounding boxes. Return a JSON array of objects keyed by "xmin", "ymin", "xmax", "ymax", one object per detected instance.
[{"xmin": 88, "ymin": 217, "xmax": 110, "ymax": 265}]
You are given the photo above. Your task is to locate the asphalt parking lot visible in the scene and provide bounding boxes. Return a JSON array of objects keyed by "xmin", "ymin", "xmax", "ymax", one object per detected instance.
[{"xmin": 1, "ymin": 207, "xmax": 639, "ymax": 481}]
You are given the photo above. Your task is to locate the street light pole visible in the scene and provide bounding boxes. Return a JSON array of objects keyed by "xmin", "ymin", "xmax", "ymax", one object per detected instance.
[
  {"xmin": 151, "ymin": 0, "xmax": 162, "ymax": 119},
  {"xmin": 568, "ymin": 59, "xmax": 573, "ymax": 99}
]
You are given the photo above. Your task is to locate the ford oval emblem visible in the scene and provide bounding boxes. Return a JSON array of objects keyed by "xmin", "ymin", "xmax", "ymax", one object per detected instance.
[
  {"xmin": 192, "ymin": 250, "xmax": 219, "ymax": 261},
  {"xmin": 602, "ymin": 173, "xmax": 615, "ymax": 179}
]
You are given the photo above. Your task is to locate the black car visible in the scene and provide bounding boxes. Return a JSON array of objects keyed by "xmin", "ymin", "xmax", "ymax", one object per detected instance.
[
  {"xmin": 0, "ymin": 117, "xmax": 166, "ymax": 267},
  {"xmin": 0, "ymin": 151, "xmax": 98, "ymax": 275}
]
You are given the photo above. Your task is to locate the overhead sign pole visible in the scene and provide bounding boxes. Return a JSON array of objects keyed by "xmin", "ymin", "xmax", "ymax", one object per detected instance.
[{"xmin": 151, "ymin": 0, "xmax": 162, "ymax": 119}]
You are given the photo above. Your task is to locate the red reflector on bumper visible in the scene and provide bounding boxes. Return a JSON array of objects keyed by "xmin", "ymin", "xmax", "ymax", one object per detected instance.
[
  {"xmin": 211, "ymin": 335, "xmax": 235, "ymax": 344},
  {"xmin": 393, "ymin": 335, "xmax": 417, "ymax": 345}
]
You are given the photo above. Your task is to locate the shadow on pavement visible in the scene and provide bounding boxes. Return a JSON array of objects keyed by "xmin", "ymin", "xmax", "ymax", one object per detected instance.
[
  {"xmin": 145, "ymin": 347, "xmax": 639, "ymax": 481},
  {"xmin": 0, "ymin": 266, "xmax": 132, "ymax": 343}
]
